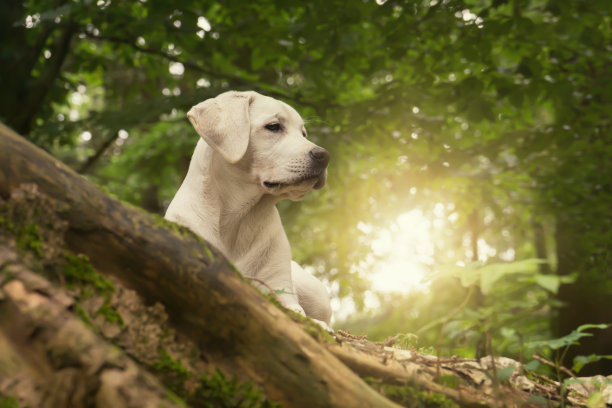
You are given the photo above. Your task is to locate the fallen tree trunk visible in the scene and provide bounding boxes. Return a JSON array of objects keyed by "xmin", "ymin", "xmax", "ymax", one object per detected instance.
[{"xmin": 0, "ymin": 122, "xmax": 396, "ymax": 407}]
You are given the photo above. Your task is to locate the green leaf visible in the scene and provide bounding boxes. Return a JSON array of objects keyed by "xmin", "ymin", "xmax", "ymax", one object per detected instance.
[
  {"xmin": 534, "ymin": 274, "xmax": 560, "ymax": 293},
  {"xmin": 495, "ymin": 365, "xmax": 515, "ymax": 382},
  {"xmin": 478, "ymin": 259, "xmax": 543, "ymax": 294},
  {"xmin": 573, "ymin": 354, "xmax": 612, "ymax": 373},
  {"xmin": 523, "ymin": 360, "xmax": 541, "ymax": 371},
  {"xmin": 529, "ymin": 324, "xmax": 611, "ymax": 350}
]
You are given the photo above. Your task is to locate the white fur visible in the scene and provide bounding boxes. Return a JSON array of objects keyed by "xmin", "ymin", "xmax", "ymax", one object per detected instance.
[{"xmin": 165, "ymin": 91, "xmax": 332, "ymax": 329}]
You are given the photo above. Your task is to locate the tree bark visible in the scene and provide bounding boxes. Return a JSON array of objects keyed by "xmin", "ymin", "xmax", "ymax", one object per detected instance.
[
  {"xmin": 0, "ymin": 244, "xmax": 183, "ymax": 408},
  {"xmin": 0, "ymin": 122, "xmax": 397, "ymax": 407},
  {"xmin": 554, "ymin": 219, "xmax": 612, "ymax": 376}
]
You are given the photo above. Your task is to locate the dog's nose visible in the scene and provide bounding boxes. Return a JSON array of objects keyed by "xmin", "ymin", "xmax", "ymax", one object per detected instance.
[{"xmin": 309, "ymin": 147, "xmax": 330, "ymax": 168}]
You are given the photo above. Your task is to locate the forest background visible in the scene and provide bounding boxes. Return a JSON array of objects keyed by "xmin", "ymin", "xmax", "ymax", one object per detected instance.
[{"xmin": 1, "ymin": 0, "xmax": 611, "ymax": 376}]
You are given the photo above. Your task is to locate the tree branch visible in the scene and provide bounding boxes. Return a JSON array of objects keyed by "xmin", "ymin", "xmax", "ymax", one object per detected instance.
[
  {"xmin": 77, "ymin": 130, "xmax": 119, "ymax": 174},
  {"xmin": 81, "ymin": 32, "xmax": 330, "ymax": 113}
]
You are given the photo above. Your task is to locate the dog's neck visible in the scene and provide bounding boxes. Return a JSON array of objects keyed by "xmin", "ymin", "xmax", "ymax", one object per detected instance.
[{"xmin": 184, "ymin": 140, "xmax": 280, "ymax": 255}]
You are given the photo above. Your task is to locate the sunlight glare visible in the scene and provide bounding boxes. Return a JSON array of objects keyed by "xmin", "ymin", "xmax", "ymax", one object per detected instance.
[{"xmin": 368, "ymin": 210, "xmax": 434, "ymax": 294}]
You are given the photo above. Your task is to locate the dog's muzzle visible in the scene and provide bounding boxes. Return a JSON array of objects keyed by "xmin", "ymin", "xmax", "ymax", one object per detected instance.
[
  {"xmin": 263, "ymin": 147, "xmax": 330, "ymax": 191},
  {"xmin": 309, "ymin": 146, "xmax": 330, "ymax": 169},
  {"xmin": 309, "ymin": 146, "xmax": 329, "ymax": 190}
]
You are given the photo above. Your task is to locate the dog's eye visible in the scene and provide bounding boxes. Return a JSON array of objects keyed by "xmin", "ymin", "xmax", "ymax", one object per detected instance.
[
  {"xmin": 302, "ymin": 131, "xmax": 307, "ymax": 138},
  {"xmin": 265, "ymin": 123, "xmax": 281, "ymax": 132}
]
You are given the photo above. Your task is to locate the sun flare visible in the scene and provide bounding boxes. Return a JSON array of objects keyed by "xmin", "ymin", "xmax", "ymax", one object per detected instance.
[{"xmin": 366, "ymin": 210, "xmax": 435, "ymax": 294}]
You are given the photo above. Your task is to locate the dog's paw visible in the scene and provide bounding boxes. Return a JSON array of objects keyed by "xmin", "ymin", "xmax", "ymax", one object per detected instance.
[
  {"xmin": 286, "ymin": 304, "xmax": 306, "ymax": 316},
  {"xmin": 312, "ymin": 318, "xmax": 334, "ymax": 333}
]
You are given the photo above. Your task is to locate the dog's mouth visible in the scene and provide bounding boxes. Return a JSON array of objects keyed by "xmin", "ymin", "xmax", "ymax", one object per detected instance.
[
  {"xmin": 263, "ymin": 181, "xmax": 281, "ymax": 188},
  {"xmin": 263, "ymin": 174, "xmax": 324, "ymax": 191}
]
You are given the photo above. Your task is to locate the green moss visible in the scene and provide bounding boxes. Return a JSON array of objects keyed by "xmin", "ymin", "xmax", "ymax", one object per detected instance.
[
  {"xmin": 193, "ymin": 370, "xmax": 281, "ymax": 408},
  {"xmin": 151, "ymin": 214, "xmax": 217, "ymax": 262},
  {"xmin": 0, "ymin": 216, "xmax": 15, "ymax": 231},
  {"xmin": 96, "ymin": 303, "xmax": 125, "ymax": 327},
  {"xmin": 152, "ymin": 349, "xmax": 191, "ymax": 396},
  {"xmin": 160, "ymin": 391, "xmax": 188, "ymax": 408},
  {"xmin": 365, "ymin": 378, "xmax": 459, "ymax": 408},
  {"xmin": 63, "ymin": 253, "xmax": 125, "ymax": 327},
  {"xmin": 152, "ymin": 214, "xmax": 196, "ymax": 239},
  {"xmin": 63, "ymin": 253, "xmax": 114, "ymax": 296},
  {"xmin": 151, "ymin": 350, "xmax": 279, "ymax": 408},
  {"xmin": 0, "ymin": 396, "xmax": 19, "ymax": 408},
  {"xmin": 15, "ymin": 224, "xmax": 43, "ymax": 258},
  {"xmin": 287, "ymin": 309, "xmax": 335, "ymax": 344},
  {"xmin": 437, "ymin": 375, "xmax": 461, "ymax": 389},
  {"xmin": 74, "ymin": 304, "xmax": 94, "ymax": 328}
]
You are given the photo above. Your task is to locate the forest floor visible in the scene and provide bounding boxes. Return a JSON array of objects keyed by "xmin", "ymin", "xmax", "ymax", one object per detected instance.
[{"xmin": 327, "ymin": 329, "xmax": 604, "ymax": 407}]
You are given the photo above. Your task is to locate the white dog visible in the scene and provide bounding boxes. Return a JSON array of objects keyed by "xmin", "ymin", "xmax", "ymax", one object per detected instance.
[{"xmin": 165, "ymin": 90, "xmax": 332, "ymax": 329}]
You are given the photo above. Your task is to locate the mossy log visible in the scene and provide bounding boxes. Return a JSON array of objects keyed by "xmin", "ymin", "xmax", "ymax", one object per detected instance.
[
  {"xmin": 0, "ymin": 122, "xmax": 397, "ymax": 407},
  {"xmin": 0, "ymin": 244, "xmax": 184, "ymax": 408}
]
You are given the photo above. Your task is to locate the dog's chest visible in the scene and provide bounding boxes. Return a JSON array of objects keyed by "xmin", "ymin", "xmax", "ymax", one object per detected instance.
[{"xmin": 218, "ymin": 210, "xmax": 290, "ymax": 277}]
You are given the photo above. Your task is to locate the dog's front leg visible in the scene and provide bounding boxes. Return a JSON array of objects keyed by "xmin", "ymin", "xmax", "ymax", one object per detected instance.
[
  {"xmin": 248, "ymin": 263, "xmax": 305, "ymax": 316},
  {"xmin": 266, "ymin": 274, "xmax": 305, "ymax": 316}
]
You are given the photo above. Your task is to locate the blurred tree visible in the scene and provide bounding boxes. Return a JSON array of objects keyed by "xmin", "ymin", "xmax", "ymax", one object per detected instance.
[{"xmin": 1, "ymin": 0, "xmax": 610, "ymax": 373}]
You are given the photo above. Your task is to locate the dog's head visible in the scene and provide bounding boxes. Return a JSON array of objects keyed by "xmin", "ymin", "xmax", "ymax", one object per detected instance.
[{"xmin": 187, "ymin": 91, "xmax": 329, "ymax": 201}]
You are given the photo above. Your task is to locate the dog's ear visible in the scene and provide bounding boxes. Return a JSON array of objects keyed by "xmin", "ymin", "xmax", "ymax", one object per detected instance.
[{"xmin": 186, "ymin": 91, "xmax": 253, "ymax": 164}]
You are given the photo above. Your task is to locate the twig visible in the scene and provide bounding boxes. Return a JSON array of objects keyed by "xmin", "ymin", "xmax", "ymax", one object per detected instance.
[
  {"xmin": 532, "ymin": 354, "xmax": 575, "ymax": 380},
  {"xmin": 78, "ymin": 130, "xmax": 119, "ymax": 174},
  {"xmin": 532, "ymin": 354, "xmax": 591, "ymax": 396},
  {"xmin": 436, "ymin": 285, "xmax": 475, "ymax": 379},
  {"xmin": 487, "ymin": 332, "xmax": 498, "ymax": 387}
]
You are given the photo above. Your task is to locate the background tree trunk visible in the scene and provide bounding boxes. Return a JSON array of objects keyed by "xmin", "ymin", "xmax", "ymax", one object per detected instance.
[{"xmin": 555, "ymin": 219, "xmax": 612, "ymax": 376}]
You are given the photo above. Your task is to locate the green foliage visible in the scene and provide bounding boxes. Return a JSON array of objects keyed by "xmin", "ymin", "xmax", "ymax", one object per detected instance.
[
  {"xmin": 573, "ymin": 355, "xmax": 612, "ymax": 374},
  {"xmin": 494, "ymin": 366, "xmax": 516, "ymax": 384},
  {"xmin": 396, "ymin": 333, "xmax": 419, "ymax": 350},
  {"xmin": 526, "ymin": 324, "xmax": 612, "ymax": 380},
  {"xmin": 529, "ymin": 324, "xmax": 611, "ymax": 352},
  {"xmin": 344, "ymin": 256, "xmax": 589, "ymax": 369}
]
